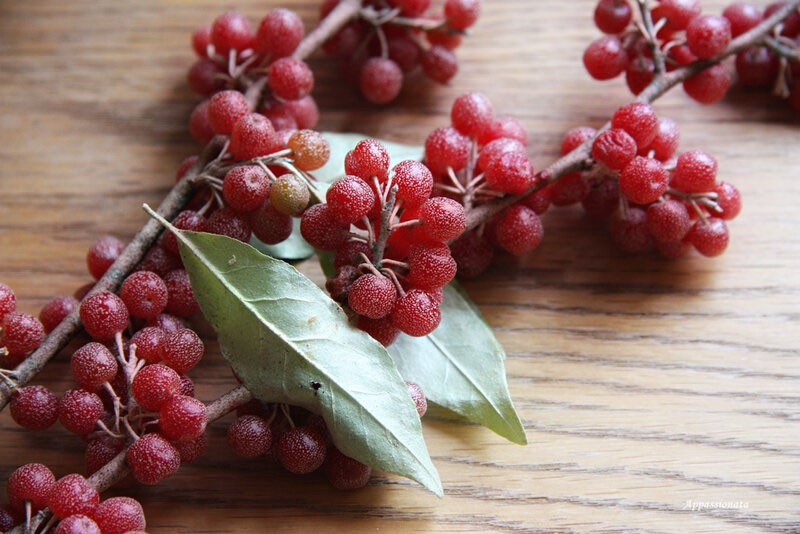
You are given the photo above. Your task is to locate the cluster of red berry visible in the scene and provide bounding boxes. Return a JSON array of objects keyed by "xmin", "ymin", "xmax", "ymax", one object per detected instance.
[
  {"xmin": 584, "ymin": 0, "xmax": 800, "ymax": 109},
  {"xmin": 301, "ymin": 139, "xmax": 466, "ymax": 345},
  {"xmin": 2, "ymin": 464, "xmax": 145, "ymax": 533},
  {"xmin": 321, "ymin": 0, "xmax": 481, "ymax": 103},
  {"xmin": 555, "ymin": 102, "xmax": 741, "ymax": 257}
]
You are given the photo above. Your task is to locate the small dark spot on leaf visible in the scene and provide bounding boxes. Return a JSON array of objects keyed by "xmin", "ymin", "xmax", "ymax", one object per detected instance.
[{"xmin": 311, "ymin": 381, "xmax": 321, "ymax": 393}]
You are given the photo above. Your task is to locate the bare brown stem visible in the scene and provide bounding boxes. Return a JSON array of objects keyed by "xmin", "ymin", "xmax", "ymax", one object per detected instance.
[
  {"xmin": 0, "ymin": 1, "xmax": 365, "ymax": 414},
  {"xmin": 463, "ymin": 0, "xmax": 800, "ymax": 233}
]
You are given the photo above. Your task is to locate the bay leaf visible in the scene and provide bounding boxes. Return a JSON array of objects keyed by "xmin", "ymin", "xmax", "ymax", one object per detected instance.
[
  {"xmin": 389, "ymin": 283, "xmax": 527, "ymax": 445},
  {"xmin": 146, "ymin": 208, "xmax": 442, "ymax": 495}
]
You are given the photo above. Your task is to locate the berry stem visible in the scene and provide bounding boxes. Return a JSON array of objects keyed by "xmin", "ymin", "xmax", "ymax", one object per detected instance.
[
  {"xmin": 0, "ymin": 2, "xmax": 368, "ymax": 414},
  {"xmin": 462, "ymin": 0, "xmax": 800, "ymax": 234},
  {"xmin": 635, "ymin": 0, "xmax": 666, "ymax": 75},
  {"xmin": 372, "ymin": 185, "xmax": 398, "ymax": 266}
]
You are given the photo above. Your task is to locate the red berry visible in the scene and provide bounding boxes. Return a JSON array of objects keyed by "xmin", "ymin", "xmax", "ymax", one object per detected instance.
[
  {"xmin": 420, "ymin": 45, "xmax": 458, "ymax": 84},
  {"xmin": 687, "ymin": 15, "xmax": 732, "ymax": 59},
  {"xmin": 268, "ymin": 58, "xmax": 314, "ymax": 101},
  {"xmin": 356, "ymin": 316, "xmax": 400, "ymax": 346},
  {"xmin": 715, "ymin": 181, "xmax": 742, "ymax": 220},
  {"xmin": 92, "ymin": 496, "xmax": 146, "ymax": 534},
  {"xmin": 611, "ymin": 102, "xmax": 659, "ymax": 148},
  {"xmin": 175, "ymin": 433, "xmax": 208, "ymax": 463},
  {"xmin": 119, "ymin": 271, "xmax": 168, "ymax": 320},
  {"xmin": 59, "ymin": 389, "xmax": 103, "ymax": 435},
  {"xmin": 656, "ymin": 0, "xmax": 701, "ymax": 31},
  {"xmin": 162, "ymin": 328, "xmax": 204, "ymax": 374},
  {"xmin": 735, "ymin": 46, "xmax": 778, "ymax": 87},
  {"xmin": 619, "ymin": 156, "xmax": 669, "ymax": 204},
  {"xmin": 284, "ymin": 96, "xmax": 319, "ymax": 129},
  {"xmin": 347, "ymin": 139, "xmax": 391, "ymax": 181},
  {"xmin": 227, "ymin": 415, "xmax": 273, "ymax": 458},
  {"xmin": 211, "ymin": 11, "xmax": 254, "ymax": 55},
  {"xmin": 765, "ymin": 2, "xmax": 800, "ymax": 37},
  {"xmin": 478, "ymin": 115, "xmax": 528, "ymax": 146},
  {"xmin": 146, "ymin": 313, "xmax": 185, "ymax": 335},
  {"xmin": 159, "ymin": 394, "xmax": 208, "ymax": 441},
  {"xmin": 191, "ymin": 24, "xmax": 211, "ymax": 57},
  {"xmin": 494, "ymin": 205, "xmax": 544, "ymax": 256},
  {"xmin": 275, "ymin": 426, "xmax": 327, "ymax": 474},
  {"xmin": 7, "ymin": 463, "xmax": 55, "ymax": 513},
  {"xmin": 10, "ymin": 385, "xmax": 58, "ymax": 430},
  {"xmin": 611, "ymin": 207, "xmax": 652, "ymax": 253},
  {"xmin": 450, "ymin": 229, "xmax": 494, "ymax": 278},
  {"xmin": 324, "ymin": 447, "xmax": 371, "ymax": 490},
  {"xmin": 188, "ymin": 98, "xmax": 214, "ymax": 143},
  {"xmin": 300, "ymin": 204, "xmax": 348, "ymax": 250},
  {"xmin": 47, "ymin": 474, "xmax": 99, "ymax": 519},
  {"xmin": 389, "ymin": 0, "xmax": 431, "ymax": 17},
  {"xmin": 207, "ymin": 207, "xmax": 252, "ymax": 243},
  {"xmin": 392, "ymin": 160, "xmax": 434, "ymax": 209},
  {"xmin": 130, "ymin": 326, "xmax": 167, "ymax": 363},
  {"xmin": 287, "ymin": 129, "xmax": 330, "ymax": 171},
  {"xmin": 484, "ymin": 151, "xmax": 534, "ymax": 195},
  {"xmin": 326, "ymin": 176, "xmax": 377, "ymax": 224},
  {"xmin": 626, "ymin": 57, "xmax": 655, "ymax": 95},
  {"xmin": 687, "ymin": 218, "xmax": 729, "ymax": 256},
  {"xmin": 444, "ymin": 0, "xmax": 481, "ymax": 30},
  {"xmin": 71, "ymin": 342, "xmax": 118, "ymax": 391},
  {"xmin": 39, "ymin": 295, "xmax": 78, "ymax": 334},
  {"xmin": 405, "ymin": 380, "xmax": 427, "ymax": 417},
  {"xmin": 54, "ymin": 514, "xmax": 101, "ymax": 534},
  {"xmin": 348, "ymin": 274, "xmax": 398, "ymax": 319},
  {"xmin": 451, "ymin": 92, "xmax": 493, "ymax": 138},
  {"xmin": 230, "ymin": 113, "xmax": 279, "ymax": 160},
  {"xmin": 1, "ymin": 312, "xmax": 44, "ymax": 362},
  {"xmin": 550, "ymin": 173, "xmax": 589, "ymax": 206},
  {"xmin": 583, "ymin": 35, "xmax": 628, "ymax": 80},
  {"xmin": 249, "ymin": 198, "xmax": 294, "ymax": 245},
  {"xmin": 359, "ymin": 57, "xmax": 403, "ymax": 104},
  {"xmin": 164, "ymin": 269, "xmax": 200, "ymax": 318},
  {"xmin": 391, "ymin": 289, "xmax": 441, "ymax": 336},
  {"xmin": 561, "ymin": 126, "xmax": 596, "ymax": 155},
  {"xmin": 594, "ymin": 0, "xmax": 633, "ymax": 34},
  {"xmin": 86, "ymin": 236, "xmax": 124, "ymax": 281},
  {"xmin": 417, "ymin": 197, "xmax": 466, "ymax": 242},
  {"xmin": 723, "ymin": 3, "xmax": 763, "ymax": 37},
  {"xmin": 672, "ymin": 150, "xmax": 718, "ymax": 193},
  {"xmin": 222, "ymin": 165, "xmax": 271, "ymax": 212},
  {"xmin": 646, "ymin": 117, "xmax": 681, "ymax": 161},
  {"xmin": 256, "ymin": 8, "xmax": 304, "ymax": 57},
  {"xmin": 79, "ymin": 292, "xmax": 129, "ymax": 341},
  {"xmin": 0, "ymin": 283, "xmax": 16, "ymax": 322},
  {"xmin": 407, "ymin": 245, "xmax": 457, "ymax": 290},
  {"xmin": 581, "ymin": 176, "xmax": 620, "ymax": 218},
  {"xmin": 478, "ymin": 138, "xmax": 526, "ymax": 171},
  {"xmin": 522, "ymin": 186, "xmax": 553, "ymax": 215},
  {"xmin": 160, "ymin": 210, "xmax": 207, "ymax": 255},
  {"xmin": 646, "ymin": 199, "xmax": 693, "ymax": 242},
  {"xmin": 208, "ymin": 90, "xmax": 251, "ymax": 136},
  {"xmin": 126, "ymin": 433, "xmax": 181, "ymax": 485},
  {"xmin": 683, "ymin": 64, "xmax": 731, "ymax": 104},
  {"xmin": 424, "ymin": 127, "xmax": 470, "ymax": 176},
  {"xmin": 591, "ymin": 128, "xmax": 637, "ymax": 170},
  {"xmin": 85, "ymin": 436, "xmax": 124, "ymax": 475},
  {"xmin": 178, "ymin": 374, "xmax": 195, "ymax": 397},
  {"xmin": 136, "ymin": 246, "xmax": 181, "ymax": 278},
  {"xmin": 132, "ymin": 363, "xmax": 181, "ymax": 411}
]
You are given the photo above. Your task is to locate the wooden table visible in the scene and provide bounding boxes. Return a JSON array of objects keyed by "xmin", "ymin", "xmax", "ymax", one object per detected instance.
[{"xmin": 1, "ymin": 0, "xmax": 798, "ymax": 531}]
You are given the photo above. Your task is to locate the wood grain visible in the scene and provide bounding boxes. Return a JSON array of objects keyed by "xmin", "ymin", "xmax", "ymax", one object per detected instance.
[{"xmin": 1, "ymin": 0, "xmax": 799, "ymax": 532}]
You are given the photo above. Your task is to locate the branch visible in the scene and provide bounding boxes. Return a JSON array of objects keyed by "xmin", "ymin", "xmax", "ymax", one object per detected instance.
[
  {"xmin": 9, "ymin": 385, "xmax": 253, "ymax": 534},
  {"xmin": 0, "ymin": 1, "xmax": 365, "ymax": 413},
  {"xmin": 463, "ymin": 0, "xmax": 800, "ymax": 233}
]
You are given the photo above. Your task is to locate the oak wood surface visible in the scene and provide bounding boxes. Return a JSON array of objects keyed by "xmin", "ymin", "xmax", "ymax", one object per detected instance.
[{"xmin": 1, "ymin": 0, "xmax": 799, "ymax": 532}]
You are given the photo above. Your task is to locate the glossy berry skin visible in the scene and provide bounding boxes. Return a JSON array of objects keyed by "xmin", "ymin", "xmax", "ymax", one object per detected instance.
[
  {"xmin": 583, "ymin": 36, "xmax": 628, "ymax": 80},
  {"xmin": 348, "ymin": 275, "xmax": 397, "ymax": 319},
  {"xmin": 256, "ymin": 8, "xmax": 304, "ymax": 57},
  {"xmin": 86, "ymin": 236, "xmax": 124, "ymax": 280},
  {"xmin": 591, "ymin": 129, "xmax": 637, "ymax": 170},
  {"xmin": 222, "ymin": 165, "xmax": 270, "ymax": 213},
  {"xmin": 735, "ymin": 46, "xmax": 778, "ymax": 87},
  {"xmin": 159, "ymin": 394, "xmax": 208, "ymax": 441},
  {"xmin": 79, "ymin": 291, "xmax": 129, "ymax": 341},
  {"xmin": 494, "ymin": 205, "xmax": 544, "ymax": 256},
  {"xmin": 7, "ymin": 463, "xmax": 55, "ymax": 512},
  {"xmin": 561, "ymin": 126, "xmax": 596, "ymax": 155},
  {"xmin": 655, "ymin": 0, "xmax": 702, "ymax": 31},
  {"xmin": 683, "ymin": 64, "xmax": 731, "ymax": 104},
  {"xmin": 92, "ymin": 496, "xmax": 146, "ymax": 534},
  {"xmin": 270, "ymin": 174, "xmax": 311, "ymax": 216},
  {"xmin": 59, "ymin": 389, "xmax": 103, "ymax": 435},
  {"xmin": 288, "ymin": 129, "xmax": 330, "ymax": 171},
  {"xmin": 119, "ymin": 271, "xmax": 168, "ymax": 320},
  {"xmin": 356, "ymin": 316, "xmax": 400, "ymax": 347},
  {"xmin": 405, "ymin": 380, "xmax": 427, "ymax": 417},
  {"xmin": 175, "ymin": 433, "xmax": 208, "ymax": 463},
  {"xmin": 10, "ymin": 385, "xmax": 58, "ymax": 430},
  {"xmin": 451, "ymin": 92, "xmax": 494, "ymax": 138},
  {"xmin": 407, "ymin": 245, "xmax": 457, "ymax": 290},
  {"xmin": 230, "ymin": 113, "xmax": 279, "ymax": 161},
  {"xmin": 594, "ymin": 0, "xmax": 633, "ymax": 34},
  {"xmin": 424, "ymin": 127, "xmax": 470, "ymax": 175},
  {"xmin": 359, "ymin": 57, "xmax": 403, "ymax": 104},
  {"xmin": 445, "ymin": 0, "xmax": 481, "ymax": 30},
  {"xmin": 417, "ymin": 197, "xmax": 466, "ymax": 242},
  {"xmin": 126, "ymin": 433, "xmax": 181, "ymax": 485},
  {"xmin": 71, "ymin": 342, "xmax": 118, "ymax": 391},
  {"xmin": 324, "ymin": 447, "xmax": 372, "ymax": 490},
  {"xmin": 581, "ymin": 177, "xmax": 620, "ymax": 218},
  {"xmin": 162, "ymin": 328, "xmax": 204, "ymax": 374},
  {"xmin": 1, "ymin": 312, "xmax": 45, "ymax": 362},
  {"xmin": 276, "ymin": 426, "xmax": 327, "ymax": 474},
  {"xmin": 54, "ymin": 514, "xmax": 101, "ymax": 534},
  {"xmin": 391, "ymin": 290, "xmax": 441, "ymax": 337},
  {"xmin": 687, "ymin": 218, "xmax": 729, "ymax": 257},
  {"xmin": 211, "ymin": 11, "xmax": 254, "ymax": 55},
  {"xmin": 485, "ymin": 151, "xmax": 534, "ymax": 195},
  {"xmin": 647, "ymin": 117, "xmax": 680, "ymax": 161},
  {"xmin": 392, "ymin": 160, "xmax": 434, "ymax": 209},
  {"xmin": 619, "ymin": 156, "xmax": 669, "ymax": 205},
  {"xmin": 611, "ymin": 103, "xmax": 658, "ymax": 148},
  {"xmin": 300, "ymin": 204, "xmax": 348, "ymax": 250},
  {"xmin": 326, "ymin": 176, "xmax": 377, "ymax": 224},
  {"xmin": 0, "ymin": 283, "xmax": 16, "ymax": 321},
  {"xmin": 132, "ymin": 363, "xmax": 181, "ymax": 411},
  {"xmin": 478, "ymin": 138, "xmax": 526, "ymax": 171},
  {"xmin": 347, "ymin": 139, "xmax": 390, "ymax": 180},
  {"xmin": 715, "ymin": 182, "xmax": 742, "ymax": 220},
  {"xmin": 39, "ymin": 295, "xmax": 78, "ymax": 334},
  {"xmin": 686, "ymin": 15, "xmax": 732, "ymax": 59},
  {"xmin": 227, "ymin": 415, "xmax": 273, "ymax": 458},
  {"xmin": 130, "ymin": 327, "xmax": 166, "ymax": 363},
  {"xmin": 646, "ymin": 200, "xmax": 692, "ymax": 242},
  {"xmin": 268, "ymin": 57, "xmax": 314, "ymax": 101},
  {"xmin": 47, "ymin": 474, "xmax": 100, "ymax": 519},
  {"xmin": 672, "ymin": 150, "xmax": 717, "ymax": 193}
]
